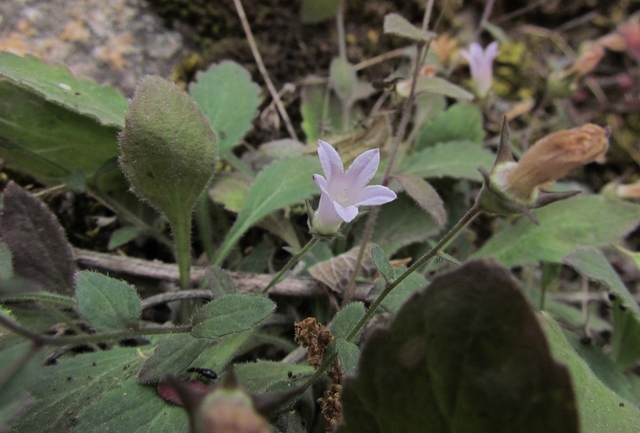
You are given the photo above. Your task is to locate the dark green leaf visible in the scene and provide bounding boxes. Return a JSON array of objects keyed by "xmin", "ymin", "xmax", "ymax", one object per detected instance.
[
  {"xmin": 214, "ymin": 156, "xmax": 320, "ymax": 265},
  {"xmin": 234, "ymin": 361, "xmax": 314, "ymax": 394},
  {"xmin": 371, "ymin": 245, "xmax": 394, "ymax": 283},
  {"xmin": 330, "ymin": 302, "xmax": 366, "ymax": 340},
  {"xmin": 189, "ymin": 61, "xmax": 261, "ymax": 155},
  {"xmin": 201, "ymin": 266, "xmax": 237, "ymax": 297},
  {"xmin": 334, "ymin": 339, "xmax": 360, "ymax": 375},
  {"xmin": 73, "ymin": 376, "xmax": 187, "ymax": 433},
  {"xmin": 383, "ymin": 13, "xmax": 437, "ymax": 42},
  {"xmin": 0, "ymin": 182, "xmax": 75, "ymax": 295},
  {"xmin": 370, "ymin": 270, "xmax": 428, "ymax": 314},
  {"xmin": 191, "ymin": 294, "xmax": 275, "ymax": 339},
  {"xmin": 339, "ymin": 260, "xmax": 578, "ymax": 433},
  {"xmin": 541, "ymin": 314, "xmax": 640, "ymax": 432},
  {"xmin": 0, "ymin": 343, "xmax": 43, "ymax": 409},
  {"xmin": 0, "ymin": 243, "xmax": 13, "ymax": 279},
  {"xmin": 0, "ymin": 51, "xmax": 127, "ymax": 128},
  {"xmin": 473, "ymin": 196, "xmax": 640, "ymax": 267},
  {"xmin": 75, "ymin": 271, "xmax": 141, "ymax": 332},
  {"xmin": 416, "ymin": 102, "xmax": 485, "ymax": 149},
  {"xmin": 301, "ymin": 0, "xmax": 342, "ymax": 23},
  {"xmin": 398, "ymin": 141, "xmax": 495, "ymax": 181}
]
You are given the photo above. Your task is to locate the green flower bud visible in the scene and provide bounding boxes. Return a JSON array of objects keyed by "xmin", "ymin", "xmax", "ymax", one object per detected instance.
[{"xmin": 119, "ymin": 76, "xmax": 217, "ymax": 224}]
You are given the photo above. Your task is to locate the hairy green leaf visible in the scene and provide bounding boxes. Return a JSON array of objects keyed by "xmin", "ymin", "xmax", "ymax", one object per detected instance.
[
  {"xmin": 330, "ymin": 58, "xmax": 357, "ymax": 103},
  {"xmin": 473, "ymin": 196, "xmax": 640, "ymax": 266},
  {"xmin": 391, "ymin": 175, "xmax": 447, "ymax": 227},
  {"xmin": 107, "ymin": 226, "xmax": 141, "ymax": 251},
  {"xmin": 234, "ymin": 361, "xmax": 314, "ymax": 394},
  {"xmin": 330, "ymin": 302, "xmax": 366, "ymax": 340},
  {"xmin": 371, "ymin": 245, "xmax": 394, "ymax": 283},
  {"xmin": 416, "ymin": 102, "xmax": 485, "ymax": 149},
  {"xmin": 189, "ymin": 61, "xmax": 261, "ymax": 155},
  {"xmin": 383, "ymin": 13, "xmax": 437, "ymax": 42},
  {"xmin": 191, "ymin": 294, "xmax": 275, "ymax": 339},
  {"xmin": 75, "ymin": 271, "xmax": 141, "ymax": 332}
]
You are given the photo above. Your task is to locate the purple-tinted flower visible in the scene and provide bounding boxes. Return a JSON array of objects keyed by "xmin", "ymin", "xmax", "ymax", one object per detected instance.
[
  {"xmin": 310, "ymin": 140, "xmax": 397, "ymax": 236},
  {"xmin": 460, "ymin": 41, "xmax": 499, "ymax": 98}
]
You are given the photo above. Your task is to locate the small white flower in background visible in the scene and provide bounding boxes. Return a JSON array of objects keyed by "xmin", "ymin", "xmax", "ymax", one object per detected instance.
[
  {"xmin": 460, "ymin": 41, "xmax": 499, "ymax": 98},
  {"xmin": 310, "ymin": 140, "xmax": 397, "ymax": 236}
]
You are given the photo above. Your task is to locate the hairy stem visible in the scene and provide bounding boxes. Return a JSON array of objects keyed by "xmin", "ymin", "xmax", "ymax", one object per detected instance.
[{"xmin": 262, "ymin": 237, "xmax": 320, "ymax": 295}]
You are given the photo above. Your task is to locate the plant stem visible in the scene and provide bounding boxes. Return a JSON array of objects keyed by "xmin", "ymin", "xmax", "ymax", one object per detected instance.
[
  {"xmin": 262, "ymin": 237, "xmax": 319, "ymax": 295},
  {"xmin": 346, "ymin": 203, "xmax": 481, "ymax": 342},
  {"xmin": 171, "ymin": 215, "xmax": 193, "ymax": 292},
  {"xmin": 0, "ymin": 313, "xmax": 192, "ymax": 347}
]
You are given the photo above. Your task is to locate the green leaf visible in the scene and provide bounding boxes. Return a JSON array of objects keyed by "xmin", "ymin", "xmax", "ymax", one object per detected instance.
[
  {"xmin": 330, "ymin": 58, "xmax": 357, "ymax": 103},
  {"xmin": 107, "ymin": 226, "xmax": 141, "ymax": 250},
  {"xmin": 416, "ymin": 102, "xmax": 485, "ymax": 149},
  {"xmin": 119, "ymin": 76, "xmax": 217, "ymax": 226},
  {"xmin": 139, "ymin": 331, "xmax": 252, "ymax": 384},
  {"xmin": 371, "ymin": 245, "xmax": 394, "ymax": 283},
  {"xmin": 0, "ymin": 393, "xmax": 35, "ymax": 433},
  {"xmin": 234, "ymin": 361, "xmax": 315, "ymax": 394},
  {"xmin": 75, "ymin": 271, "xmax": 141, "ymax": 332},
  {"xmin": 0, "ymin": 182, "xmax": 75, "ymax": 295},
  {"xmin": 339, "ymin": 260, "xmax": 578, "ymax": 433},
  {"xmin": 369, "ymin": 270, "xmax": 428, "ymax": 314},
  {"xmin": 334, "ymin": 339, "xmax": 360, "ymax": 375},
  {"xmin": 300, "ymin": 80, "xmax": 343, "ymax": 142},
  {"xmin": 214, "ymin": 156, "xmax": 320, "ymax": 265},
  {"xmin": 413, "ymin": 76, "xmax": 474, "ymax": 100},
  {"xmin": 330, "ymin": 302, "xmax": 366, "ymax": 340},
  {"xmin": 392, "ymin": 175, "xmax": 447, "ymax": 227},
  {"xmin": 189, "ymin": 61, "xmax": 261, "ymax": 155},
  {"xmin": 300, "ymin": 0, "xmax": 342, "ymax": 23},
  {"xmin": 12, "ymin": 346, "xmax": 147, "ymax": 433},
  {"xmin": 201, "ymin": 266, "xmax": 237, "ymax": 297},
  {"xmin": 191, "ymin": 294, "xmax": 276, "ymax": 339},
  {"xmin": 0, "ymin": 52, "xmax": 127, "ymax": 128},
  {"xmin": 0, "ymin": 343, "xmax": 43, "ymax": 409},
  {"xmin": 473, "ymin": 196, "xmax": 640, "ymax": 267},
  {"xmin": 364, "ymin": 193, "xmax": 441, "ymax": 256},
  {"xmin": 541, "ymin": 314, "xmax": 640, "ymax": 433},
  {"xmin": 383, "ymin": 13, "xmax": 437, "ymax": 42},
  {"xmin": 73, "ymin": 376, "xmax": 187, "ymax": 433},
  {"xmin": 398, "ymin": 141, "xmax": 495, "ymax": 181}
]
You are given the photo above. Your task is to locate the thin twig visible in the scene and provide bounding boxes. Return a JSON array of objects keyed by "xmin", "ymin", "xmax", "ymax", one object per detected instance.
[
  {"xmin": 232, "ymin": 0, "xmax": 299, "ymax": 142},
  {"xmin": 472, "ymin": 0, "xmax": 496, "ymax": 40}
]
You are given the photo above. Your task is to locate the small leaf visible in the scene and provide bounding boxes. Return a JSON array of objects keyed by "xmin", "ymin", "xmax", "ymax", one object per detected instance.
[
  {"xmin": 301, "ymin": 0, "xmax": 342, "ymax": 23},
  {"xmin": 75, "ymin": 271, "xmax": 141, "ymax": 332},
  {"xmin": 371, "ymin": 245, "xmax": 395, "ymax": 283},
  {"xmin": 383, "ymin": 13, "xmax": 437, "ymax": 42},
  {"xmin": 333, "ymin": 338, "xmax": 360, "ymax": 375},
  {"xmin": 541, "ymin": 314, "xmax": 640, "ymax": 433},
  {"xmin": 330, "ymin": 302, "xmax": 366, "ymax": 340},
  {"xmin": 191, "ymin": 294, "xmax": 276, "ymax": 339},
  {"xmin": 416, "ymin": 102, "xmax": 485, "ymax": 149},
  {"xmin": 209, "ymin": 172, "xmax": 251, "ymax": 213},
  {"xmin": 107, "ymin": 226, "xmax": 141, "ymax": 250},
  {"xmin": 473, "ymin": 196, "xmax": 640, "ymax": 267},
  {"xmin": 392, "ymin": 175, "xmax": 446, "ymax": 227},
  {"xmin": 369, "ymin": 270, "xmax": 428, "ymax": 314},
  {"xmin": 308, "ymin": 245, "xmax": 377, "ymax": 294},
  {"xmin": 189, "ymin": 61, "xmax": 261, "ymax": 155},
  {"xmin": 214, "ymin": 156, "xmax": 320, "ymax": 265},
  {"xmin": 0, "ymin": 182, "xmax": 75, "ymax": 295},
  {"xmin": 398, "ymin": 141, "xmax": 496, "ymax": 181},
  {"xmin": 201, "ymin": 266, "xmax": 237, "ymax": 297},
  {"xmin": 413, "ymin": 76, "xmax": 474, "ymax": 100},
  {"xmin": 339, "ymin": 260, "xmax": 578, "ymax": 433},
  {"xmin": 119, "ymin": 76, "xmax": 217, "ymax": 226},
  {"xmin": 62, "ymin": 169, "xmax": 86, "ymax": 193},
  {"xmin": 300, "ymin": 80, "xmax": 344, "ymax": 143},
  {"xmin": 330, "ymin": 58, "xmax": 357, "ymax": 103}
]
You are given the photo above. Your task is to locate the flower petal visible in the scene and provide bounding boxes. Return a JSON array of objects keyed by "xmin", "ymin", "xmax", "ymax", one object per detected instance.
[
  {"xmin": 353, "ymin": 185, "xmax": 397, "ymax": 206},
  {"xmin": 313, "ymin": 174, "xmax": 331, "ymax": 196},
  {"xmin": 312, "ymin": 192, "xmax": 344, "ymax": 235},
  {"xmin": 485, "ymin": 41, "xmax": 500, "ymax": 60},
  {"xmin": 318, "ymin": 140, "xmax": 344, "ymax": 182},
  {"xmin": 344, "ymin": 148, "xmax": 380, "ymax": 192},
  {"xmin": 333, "ymin": 201, "xmax": 359, "ymax": 222}
]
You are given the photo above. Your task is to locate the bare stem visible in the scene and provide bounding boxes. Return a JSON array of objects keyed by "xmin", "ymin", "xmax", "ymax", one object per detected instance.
[
  {"xmin": 233, "ymin": 0, "xmax": 299, "ymax": 142},
  {"xmin": 262, "ymin": 237, "xmax": 319, "ymax": 295}
]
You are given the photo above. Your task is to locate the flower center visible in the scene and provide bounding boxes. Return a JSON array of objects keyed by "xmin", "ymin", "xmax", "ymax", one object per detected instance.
[{"xmin": 334, "ymin": 188, "xmax": 351, "ymax": 206}]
